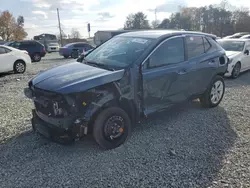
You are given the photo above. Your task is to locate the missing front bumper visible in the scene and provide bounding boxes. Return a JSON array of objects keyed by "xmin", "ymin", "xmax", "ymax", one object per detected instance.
[{"xmin": 31, "ymin": 110, "xmax": 88, "ymax": 144}]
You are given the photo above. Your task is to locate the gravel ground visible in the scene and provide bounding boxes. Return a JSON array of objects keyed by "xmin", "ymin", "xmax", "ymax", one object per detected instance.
[{"xmin": 0, "ymin": 54, "xmax": 250, "ymax": 188}]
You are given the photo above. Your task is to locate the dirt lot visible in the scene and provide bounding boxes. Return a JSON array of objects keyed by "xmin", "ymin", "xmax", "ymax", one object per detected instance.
[{"xmin": 0, "ymin": 54, "xmax": 250, "ymax": 188}]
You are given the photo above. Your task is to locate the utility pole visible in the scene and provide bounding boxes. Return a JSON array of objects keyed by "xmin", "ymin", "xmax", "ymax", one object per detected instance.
[
  {"xmin": 155, "ymin": 8, "xmax": 157, "ymax": 22},
  {"xmin": 57, "ymin": 8, "xmax": 63, "ymax": 46}
]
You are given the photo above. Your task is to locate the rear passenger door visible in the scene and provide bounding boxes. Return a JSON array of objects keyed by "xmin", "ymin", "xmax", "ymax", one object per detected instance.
[{"xmin": 185, "ymin": 35, "xmax": 219, "ymax": 96}]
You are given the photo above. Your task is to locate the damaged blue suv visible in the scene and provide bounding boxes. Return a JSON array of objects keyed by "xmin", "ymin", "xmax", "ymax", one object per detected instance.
[{"xmin": 24, "ymin": 30, "xmax": 228, "ymax": 149}]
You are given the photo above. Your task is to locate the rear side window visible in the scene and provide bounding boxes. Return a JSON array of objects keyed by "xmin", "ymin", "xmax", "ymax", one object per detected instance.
[
  {"xmin": 0, "ymin": 47, "xmax": 11, "ymax": 54},
  {"xmin": 148, "ymin": 37, "xmax": 185, "ymax": 68},
  {"xmin": 0, "ymin": 47, "xmax": 6, "ymax": 54},
  {"xmin": 203, "ymin": 37, "xmax": 211, "ymax": 52},
  {"xmin": 186, "ymin": 36, "xmax": 204, "ymax": 59}
]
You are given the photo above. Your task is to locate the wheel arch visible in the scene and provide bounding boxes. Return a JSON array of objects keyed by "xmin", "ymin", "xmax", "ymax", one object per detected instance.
[{"xmin": 13, "ymin": 59, "xmax": 26, "ymax": 68}]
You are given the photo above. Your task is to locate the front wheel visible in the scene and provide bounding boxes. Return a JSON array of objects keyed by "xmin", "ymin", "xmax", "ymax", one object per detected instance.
[
  {"xmin": 93, "ymin": 107, "xmax": 131, "ymax": 150},
  {"xmin": 14, "ymin": 60, "xmax": 26, "ymax": 74},
  {"xmin": 200, "ymin": 75, "xmax": 225, "ymax": 108},
  {"xmin": 231, "ymin": 62, "xmax": 241, "ymax": 79}
]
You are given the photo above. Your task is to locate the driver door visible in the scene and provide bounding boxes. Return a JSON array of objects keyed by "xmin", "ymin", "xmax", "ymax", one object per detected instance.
[
  {"xmin": 141, "ymin": 36, "xmax": 193, "ymax": 115},
  {"xmin": 241, "ymin": 42, "xmax": 250, "ymax": 70}
]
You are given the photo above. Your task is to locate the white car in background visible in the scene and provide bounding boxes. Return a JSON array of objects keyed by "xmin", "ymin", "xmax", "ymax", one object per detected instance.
[
  {"xmin": 217, "ymin": 39, "xmax": 250, "ymax": 78},
  {"xmin": 0, "ymin": 45, "xmax": 31, "ymax": 74},
  {"xmin": 46, "ymin": 42, "xmax": 60, "ymax": 53}
]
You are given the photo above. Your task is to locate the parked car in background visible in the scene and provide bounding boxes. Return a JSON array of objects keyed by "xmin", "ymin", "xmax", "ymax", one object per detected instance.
[
  {"xmin": 25, "ymin": 30, "xmax": 228, "ymax": 149},
  {"xmin": 59, "ymin": 42, "xmax": 94, "ymax": 59},
  {"xmin": 223, "ymin": 32, "xmax": 250, "ymax": 39},
  {"xmin": 0, "ymin": 45, "xmax": 31, "ymax": 74},
  {"xmin": 217, "ymin": 39, "xmax": 250, "ymax": 78},
  {"xmin": 45, "ymin": 42, "xmax": 60, "ymax": 53},
  {"xmin": 240, "ymin": 34, "xmax": 250, "ymax": 39},
  {"xmin": 34, "ymin": 33, "xmax": 60, "ymax": 53},
  {"xmin": 6, "ymin": 40, "xmax": 46, "ymax": 62}
]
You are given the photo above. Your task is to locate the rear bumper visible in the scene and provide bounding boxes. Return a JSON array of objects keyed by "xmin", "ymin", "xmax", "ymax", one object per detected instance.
[{"xmin": 47, "ymin": 46, "xmax": 59, "ymax": 52}]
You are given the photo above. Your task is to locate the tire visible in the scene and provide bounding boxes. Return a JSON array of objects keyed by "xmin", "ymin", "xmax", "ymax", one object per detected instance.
[
  {"xmin": 200, "ymin": 75, "xmax": 225, "ymax": 108},
  {"xmin": 231, "ymin": 62, "xmax": 241, "ymax": 79},
  {"xmin": 93, "ymin": 107, "xmax": 131, "ymax": 150},
  {"xmin": 32, "ymin": 53, "xmax": 41, "ymax": 62},
  {"xmin": 13, "ymin": 60, "xmax": 26, "ymax": 74},
  {"xmin": 63, "ymin": 55, "xmax": 69, "ymax": 58},
  {"xmin": 71, "ymin": 50, "xmax": 79, "ymax": 59}
]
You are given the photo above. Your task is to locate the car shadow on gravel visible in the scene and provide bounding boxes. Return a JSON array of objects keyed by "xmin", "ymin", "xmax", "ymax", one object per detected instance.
[{"xmin": 0, "ymin": 101, "xmax": 237, "ymax": 188}]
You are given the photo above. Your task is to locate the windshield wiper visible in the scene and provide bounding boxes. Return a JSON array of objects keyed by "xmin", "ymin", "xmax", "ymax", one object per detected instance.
[{"xmin": 83, "ymin": 60, "xmax": 115, "ymax": 71}]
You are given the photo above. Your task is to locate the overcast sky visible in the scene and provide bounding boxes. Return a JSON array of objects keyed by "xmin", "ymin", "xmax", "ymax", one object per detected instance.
[{"xmin": 1, "ymin": 0, "xmax": 250, "ymax": 39}]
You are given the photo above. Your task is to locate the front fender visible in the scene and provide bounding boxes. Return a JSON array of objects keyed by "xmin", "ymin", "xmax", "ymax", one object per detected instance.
[{"xmin": 83, "ymin": 91, "xmax": 117, "ymax": 122}]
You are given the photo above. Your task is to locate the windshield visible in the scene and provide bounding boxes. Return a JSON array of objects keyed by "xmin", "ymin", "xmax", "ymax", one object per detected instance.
[
  {"xmin": 84, "ymin": 36, "xmax": 154, "ymax": 68},
  {"xmin": 218, "ymin": 40, "xmax": 245, "ymax": 51}
]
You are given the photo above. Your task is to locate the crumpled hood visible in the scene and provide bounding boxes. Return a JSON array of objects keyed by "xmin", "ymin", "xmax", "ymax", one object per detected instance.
[
  {"xmin": 226, "ymin": 51, "xmax": 241, "ymax": 58},
  {"xmin": 31, "ymin": 62, "xmax": 124, "ymax": 94}
]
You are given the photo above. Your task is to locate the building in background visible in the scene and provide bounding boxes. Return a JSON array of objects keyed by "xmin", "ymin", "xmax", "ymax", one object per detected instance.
[{"xmin": 94, "ymin": 30, "xmax": 133, "ymax": 46}]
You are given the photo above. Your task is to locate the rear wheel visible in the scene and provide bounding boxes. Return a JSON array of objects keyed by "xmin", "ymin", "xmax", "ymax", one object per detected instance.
[
  {"xmin": 231, "ymin": 62, "xmax": 241, "ymax": 79},
  {"xmin": 200, "ymin": 75, "xmax": 225, "ymax": 108},
  {"xmin": 63, "ymin": 55, "xmax": 69, "ymax": 58},
  {"xmin": 93, "ymin": 107, "xmax": 131, "ymax": 150},
  {"xmin": 32, "ymin": 53, "xmax": 41, "ymax": 62},
  {"xmin": 14, "ymin": 60, "xmax": 26, "ymax": 74}
]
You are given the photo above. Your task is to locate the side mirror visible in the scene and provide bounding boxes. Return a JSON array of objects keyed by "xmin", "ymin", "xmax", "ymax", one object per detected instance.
[
  {"xmin": 244, "ymin": 50, "xmax": 249, "ymax": 55},
  {"xmin": 76, "ymin": 53, "xmax": 85, "ymax": 62}
]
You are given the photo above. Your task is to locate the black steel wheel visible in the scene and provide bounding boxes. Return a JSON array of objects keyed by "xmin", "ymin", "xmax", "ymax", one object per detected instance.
[{"xmin": 93, "ymin": 107, "xmax": 131, "ymax": 149}]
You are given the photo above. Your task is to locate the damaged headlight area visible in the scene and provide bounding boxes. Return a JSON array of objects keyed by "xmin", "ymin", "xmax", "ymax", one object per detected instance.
[{"xmin": 33, "ymin": 91, "xmax": 70, "ymax": 118}]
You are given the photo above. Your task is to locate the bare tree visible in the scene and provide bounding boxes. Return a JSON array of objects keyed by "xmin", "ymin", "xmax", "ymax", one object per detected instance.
[
  {"xmin": 151, "ymin": 20, "xmax": 160, "ymax": 29},
  {"xmin": 70, "ymin": 28, "xmax": 81, "ymax": 39}
]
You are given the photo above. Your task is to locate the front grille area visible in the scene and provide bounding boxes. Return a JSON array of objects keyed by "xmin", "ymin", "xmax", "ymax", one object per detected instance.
[{"xmin": 32, "ymin": 88, "xmax": 69, "ymax": 118}]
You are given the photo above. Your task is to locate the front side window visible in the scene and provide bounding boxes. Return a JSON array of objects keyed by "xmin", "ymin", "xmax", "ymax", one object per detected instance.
[
  {"xmin": 186, "ymin": 36, "xmax": 204, "ymax": 59},
  {"xmin": 217, "ymin": 40, "xmax": 245, "ymax": 52},
  {"xmin": 85, "ymin": 36, "xmax": 154, "ymax": 69},
  {"xmin": 148, "ymin": 37, "xmax": 185, "ymax": 68}
]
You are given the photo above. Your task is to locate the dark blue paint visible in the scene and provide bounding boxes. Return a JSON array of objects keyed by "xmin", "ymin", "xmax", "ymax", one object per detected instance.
[
  {"xmin": 32, "ymin": 62, "xmax": 125, "ymax": 94},
  {"xmin": 28, "ymin": 31, "xmax": 228, "ymax": 124}
]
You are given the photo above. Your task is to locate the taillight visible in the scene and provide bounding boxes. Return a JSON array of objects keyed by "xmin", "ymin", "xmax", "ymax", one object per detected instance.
[
  {"xmin": 24, "ymin": 51, "xmax": 28, "ymax": 55},
  {"xmin": 43, "ymin": 47, "xmax": 46, "ymax": 52}
]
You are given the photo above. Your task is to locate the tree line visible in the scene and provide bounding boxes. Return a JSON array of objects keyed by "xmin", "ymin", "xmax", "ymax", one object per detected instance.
[
  {"xmin": 0, "ymin": 11, "xmax": 27, "ymax": 41},
  {"xmin": 124, "ymin": 1, "xmax": 250, "ymax": 37}
]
